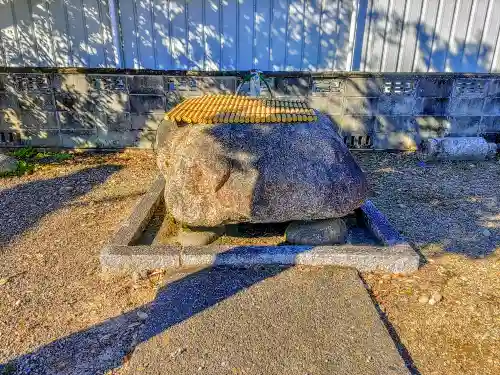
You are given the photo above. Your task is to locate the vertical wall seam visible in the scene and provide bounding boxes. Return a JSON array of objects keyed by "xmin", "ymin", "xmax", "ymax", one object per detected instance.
[
  {"xmin": 346, "ymin": 0, "xmax": 359, "ymax": 71},
  {"xmin": 219, "ymin": 0, "xmax": 223, "ymax": 71},
  {"xmin": 316, "ymin": 0, "xmax": 324, "ymax": 70},
  {"xmin": 96, "ymin": 0, "xmax": 108, "ymax": 67},
  {"xmin": 412, "ymin": 0, "xmax": 428, "ymax": 72},
  {"xmin": 62, "ymin": 0, "xmax": 74, "ymax": 66},
  {"xmin": 363, "ymin": 0, "xmax": 374, "ymax": 71},
  {"xmin": 460, "ymin": 0, "xmax": 476, "ymax": 68},
  {"xmin": 46, "ymin": 0, "xmax": 58, "ymax": 66},
  {"xmin": 331, "ymin": 0, "xmax": 341, "ymax": 71},
  {"xmin": 252, "ymin": 0, "xmax": 257, "ymax": 69},
  {"xmin": 444, "ymin": 0, "xmax": 461, "ymax": 72},
  {"xmin": 0, "ymin": 27, "xmax": 7, "ymax": 66},
  {"xmin": 427, "ymin": 0, "xmax": 442, "ymax": 72},
  {"xmin": 477, "ymin": 0, "xmax": 493, "ymax": 71},
  {"xmin": 185, "ymin": 0, "xmax": 189, "ymax": 69},
  {"xmin": 268, "ymin": 0, "xmax": 273, "ymax": 71},
  {"xmin": 9, "ymin": 0, "xmax": 24, "ymax": 66},
  {"xmin": 284, "ymin": 0, "xmax": 290, "ymax": 70},
  {"xmin": 26, "ymin": 0, "xmax": 41, "ymax": 66},
  {"xmin": 395, "ymin": 0, "xmax": 410, "ymax": 72},
  {"xmin": 132, "ymin": 0, "xmax": 141, "ymax": 68},
  {"xmin": 299, "ymin": 0, "xmax": 306, "ymax": 71},
  {"xmin": 489, "ymin": 5, "xmax": 500, "ymax": 72},
  {"xmin": 380, "ymin": 0, "xmax": 392, "ymax": 72},
  {"xmin": 202, "ymin": 0, "xmax": 206, "ymax": 70},
  {"xmin": 79, "ymin": 0, "xmax": 90, "ymax": 67},
  {"xmin": 236, "ymin": 0, "xmax": 239, "ymax": 70},
  {"xmin": 168, "ymin": 0, "xmax": 173, "ymax": 69},
  {"xmin": 150, "ymin": 0, "xmax": 158, "ymax": 69}
]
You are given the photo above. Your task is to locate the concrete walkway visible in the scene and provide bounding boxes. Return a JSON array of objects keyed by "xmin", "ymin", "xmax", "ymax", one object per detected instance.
[{"xmin": 125, "ymin": 266, "xmax": 409, "ymax": 375}]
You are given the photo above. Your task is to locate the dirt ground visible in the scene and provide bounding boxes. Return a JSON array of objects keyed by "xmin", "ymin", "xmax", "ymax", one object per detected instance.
[{"xmin": 0, "ymin": 150, "xmax": 499, "ymax": 375}]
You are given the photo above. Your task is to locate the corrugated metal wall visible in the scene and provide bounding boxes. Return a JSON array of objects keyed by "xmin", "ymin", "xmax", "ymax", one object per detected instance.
[
  {"xmin": 1, "ymin": 0, "xmax": 500, "ymax": 72},
  {"xmin": 0, "ymin": 0, "xmax": 117, "ymax": 67},
  {"xmin": 357, "ymin": 0, "xmax": 500, "ymax": 72}
]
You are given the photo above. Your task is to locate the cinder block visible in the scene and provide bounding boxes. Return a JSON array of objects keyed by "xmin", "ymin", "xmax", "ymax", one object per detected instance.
[
  {"xmin": 309, "ymin": 96, "xmax": 343, "ymax": 115},
  {"xmin": 481, "ymin": 116, "xmax": 500, "ymax": 132},
  {"xmin": 0, "ymin": 93, "xmax": 19, "ymax": 110},
  {"xmin": 375, "ymin": 116, "xmax": 417, "ymax": 133},
  {"xmin": 344, "ymin": 96, "xmax": 378, "ymax": 115},
  {"xmin": 11, "ymin": 73, "xmax": 52, "ymax": 92},
  {"xmin": 448, "ymin": 98, "xmax": 484, "ymax": 115},
  {"xmin": 18, "ymin": 93, "xmax": 55, "ymax": 112},
  {"xmin": 483, "ymin": 97, "xmax": 500, "ymax": 115},
  {"xmin": 311, "ymin": 78, "xmax": 344, "ymax": 96},
  {"xmin": 107, "ymin": 112, "xmax": 131, "ymax": 131},
  {"xmin": 21, "ymin": 112, "xmax": 58, "ymax": 130},
  {"xmin": 381, "ymin": 77, "xmax": 416, "ymax": 95},
  {"xmin": 344, "ymin": 77, "xmax": 383, "ymax": 96},
  {"xmin": 55, "ymin": 91, "xmax": 95, "ymax": 111},
  {"xmin": 448, "ymin": 117, "xmax": 482, "ymax": 136},
  {"xmin": 60, "ymin": 129, "xmax": 98, "ymax": 148},
  {"xmin": 22, "ymin": 130, "xmax": 61, "ymax": 147},
  {"xmin": 92, "ymin": 92, "xmax": 130, "ymax": 113},
  {"xmin": 415, "ymin": 116, "xmax": 450, "ymax": 135},
  {"xmin": 452, "ymin": 79, "xmax": 487, "ymax": 98},
  {"xmin": 0, "ymin": 108, "xmax": 21, "ymax": 130},
  {"xmin": 58, "ymin": 111, "xmax": 105, "ymax": 130},
  {"xmin": 378, "ymin": 96, "xmax": 416, "ymax": 115},
  {"xmin": 332, "ymin": 115, "xmax": 375, "ymax": 134},
  {"xmin": 415, "ymin": 97, "xmax": 449, "ymax": 115},
  {"xmin": 129, "ymin": 95, "xmax": 166, "ymax": 114},
  {"xmin": 128, "ymin": 75, "xmax": 165, "ymax": 95},
  {"xmin": 372, "ymin": 132, "xmax": 419, "ymax": 150},
  {"xmin": 88, "ymin": 75, "xmax": 127, "ymax": 92},
  {"xmin": 417, "ymin": 78, "xmax": 453, "ymax": 97},
  {"xmin": 486, "ymin": 80, "xmax": 500, "ymax": 96},
  {"xmin": 53, "ymin": 74, "xmax": 90, "ymax": 93},
  {"xmin": 274, "ymin": 77, "xmax": 311, "ymax": 97},
  {"xmin": 131, "ymin": 113, "xmax": 164, "ymax": 131}
]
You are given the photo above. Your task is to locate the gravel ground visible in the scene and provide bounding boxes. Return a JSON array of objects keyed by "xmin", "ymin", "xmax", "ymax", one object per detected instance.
[
  {"xmin": 0, "ymin": 151, "xmax": 160, "ymax": 375},
  {"xmin": 0, "ymin": 150, "xmax": 499, "ymax": 375},
  {"xmin": 355, "ymin": 151, "xmax": 500, "ymax": 375}
]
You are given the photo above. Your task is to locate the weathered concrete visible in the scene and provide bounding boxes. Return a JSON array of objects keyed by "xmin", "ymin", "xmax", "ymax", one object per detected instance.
[
  {"xmin": 101, "ymin": 178, "xmax": 419, "ymax": 274},
  {"xmin": 124, "ymin": 267, "xmax": 410, "ymax": 375},
  {"xmin": 1, "ymin": 71, "xmax": 499, "ymax": 150},
  {"xmin": 108, "ymin": 175, "xmax": 164, "ymax": 246}
]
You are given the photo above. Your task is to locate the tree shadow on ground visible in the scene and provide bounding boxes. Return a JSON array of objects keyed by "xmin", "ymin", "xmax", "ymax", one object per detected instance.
[{"xmin": 0, "ymin": 164, "xmax": 121, "ymax": 246}]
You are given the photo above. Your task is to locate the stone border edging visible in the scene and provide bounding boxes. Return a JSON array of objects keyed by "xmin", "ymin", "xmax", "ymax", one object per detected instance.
[{"xmin": 100, "ymin": 176, "xmax": 419, "ymax": 273}]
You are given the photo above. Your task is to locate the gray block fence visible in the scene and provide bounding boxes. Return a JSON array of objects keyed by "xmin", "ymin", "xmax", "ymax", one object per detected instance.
[{"xmin": 0, "ymin": 70, "xmax": 499, "ymax": 150}]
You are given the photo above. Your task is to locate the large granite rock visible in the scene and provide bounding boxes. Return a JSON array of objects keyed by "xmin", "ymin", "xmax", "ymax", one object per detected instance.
[{"xmin": 156, "ymin": 114, "xmax": 368, "ymax": 226}]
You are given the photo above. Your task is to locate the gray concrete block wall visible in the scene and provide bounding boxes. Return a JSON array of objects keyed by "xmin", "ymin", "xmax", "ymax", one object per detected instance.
[{"xmin": 0, "ymin": 72, "xmax": 499, "ymax": 150}]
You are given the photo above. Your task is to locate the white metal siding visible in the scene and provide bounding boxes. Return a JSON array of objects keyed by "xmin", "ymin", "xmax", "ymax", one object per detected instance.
[{"xmin": 0, "ymin": 0, "xmax": 499, "ymax": 72}]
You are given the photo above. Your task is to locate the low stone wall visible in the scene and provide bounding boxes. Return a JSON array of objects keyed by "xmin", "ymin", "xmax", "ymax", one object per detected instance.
[{"xmin": 0, "ymin": 70, "xmax": 499, "ymax": 150}]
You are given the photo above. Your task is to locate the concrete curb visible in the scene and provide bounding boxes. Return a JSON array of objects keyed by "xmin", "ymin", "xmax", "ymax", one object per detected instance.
[
  {"xmin": 101, "ymin": 177, "xmax": 420, "ymax": 274},
  {"xmin": 108, "ymin": 175, "xmax": 165, "ymax": 246}
]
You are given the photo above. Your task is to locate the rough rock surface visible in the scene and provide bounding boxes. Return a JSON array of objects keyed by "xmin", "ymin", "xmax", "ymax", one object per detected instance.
[
  {"xmin": 156, "ymin": 114, "xmax": 368, "ymax": 226},
  {"xmin": 175, "ymin": 226, "xmax": 225, "ymax": 246},
  {"xmin": 0, "ymin": 153, "xmax": 17, "ymax": 174},
  {"xmin": 285, "ymin": 218, "xmax": 348, "ymax": 245}
]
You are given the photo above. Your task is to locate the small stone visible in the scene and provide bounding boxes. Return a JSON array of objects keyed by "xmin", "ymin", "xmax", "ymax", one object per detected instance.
[
  {"xmin": 418, "ymin": 295, "xmax": 429, "ymax": 304},
  {"xmin": 285, "ymin": 218, "xmax": 347, "ymax": 245},
  {"xmin": 428, "ymin": 291, "xmax": 442, "ymax": 305},
  {"xmin": 482, "ymin": 229, "xmax": 491, "ymax": 237},
  {"xmin": 398, "ymin": 203, "xmax": 407, "ymax": 209},
  {"xmin": 59, "ymin": 186, "xmax": 74, "ymax": 194},
  {"xmin": 176, "ymin": 226, "xmax": 225, "ymax": 246},
  {"xmin": 381, "ymin": 274, "xmax": 392, "ymax": 280},
  {"xmin": 0, "ymin": 153, "xmax": 18, "ymax": 174},
  {"xmin": 170, "ymin": 347, "xmax": 187, "ymax": 358},
  {"xmin": 136, "ymin": 311, "xmax": 148, "ymax": 320}
]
